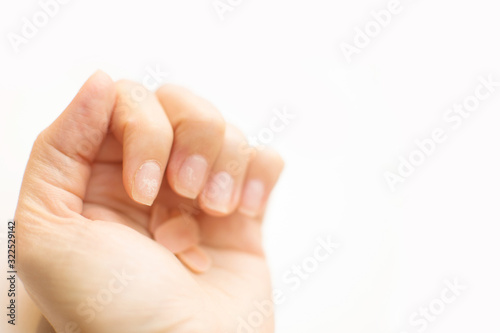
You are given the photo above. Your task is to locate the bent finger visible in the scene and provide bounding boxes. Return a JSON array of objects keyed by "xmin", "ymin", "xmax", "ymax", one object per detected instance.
[
  {"xmin": 156, "ymin": 85, "xmax": 226, "ymax": 199},
  {"xmin": 113, "ymin": 80, "xmax": 174, "ymax": 206}
]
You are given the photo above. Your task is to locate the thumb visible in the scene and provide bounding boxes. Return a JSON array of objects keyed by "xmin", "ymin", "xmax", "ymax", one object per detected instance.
[
  {"xmin": 15, "ymin": 70, "xmax": 115, "ymax": 278},
  {"xmin": 14, "ymin": 71, "xmax": 117, "ymax": 329},
  {"xmin": 19, "ymin": 70, "xmax": 116, "ymax": 217}
]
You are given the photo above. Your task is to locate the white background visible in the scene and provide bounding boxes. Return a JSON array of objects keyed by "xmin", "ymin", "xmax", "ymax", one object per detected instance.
[{"xmin": 1, "ymin": 0, "xmax": 500, "ymax": 332}]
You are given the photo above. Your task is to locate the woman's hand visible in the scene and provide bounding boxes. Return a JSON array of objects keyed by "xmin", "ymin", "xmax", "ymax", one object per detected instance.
[{"xmin": 15, "ymin": 71, "xmax": 283, "ymax": 333}]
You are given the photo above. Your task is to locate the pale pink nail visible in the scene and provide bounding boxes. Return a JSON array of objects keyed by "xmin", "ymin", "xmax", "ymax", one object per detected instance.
[
  {"xmin": 177, "ymin": 246, "xmax": 212, "ymax": 273},
  {"xmin": 133, "ymin": 161, "xmax": 162, "ymax": 206},
  {"xmin": 202, "ymin": 171, "xmax": 234, "ymax": 214},
  {"xmin": 239, "ymin": 179, "xmax": 265, "ymax": 217},
  {"xmin": 176, "ymin": 154, "xmax": 208, "ymax": 199},
  {"xmin": 153, "ymin": 215, "xmax": 200, "ymax": 254}
]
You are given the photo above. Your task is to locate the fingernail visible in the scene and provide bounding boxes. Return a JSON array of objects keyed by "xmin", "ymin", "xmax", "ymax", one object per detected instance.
[
  {"xmin": 239, "ymin": 179, "xmax": 265, "ymax": 217},
  {"xmin": 153, "ymin": 214, "xmax": 200, "ymax": 254},
  {"xmin": 202, "ymin": 171, "xmax": 234, "ymax": 214},
  {"xmin": 177, "ymin": 246, "xmax": 212, "ymax": 273},
  {"xmin": 133, "ymin": 160, "xmax": 162, "ymax": 206},
  {"xmin": 176, "ymin": 154, "xmax": 208, "ymax": 199}
]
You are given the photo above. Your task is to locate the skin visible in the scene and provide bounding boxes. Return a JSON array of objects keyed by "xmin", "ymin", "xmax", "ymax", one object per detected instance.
[{"xmin": 14, "ymin": 71, "xmax": 284, "ymax": 333}]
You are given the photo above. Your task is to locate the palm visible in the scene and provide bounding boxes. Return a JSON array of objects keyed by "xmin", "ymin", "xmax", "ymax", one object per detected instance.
[{"xmin": 74, "ymin": 136, "xmax": 272, "ymax": 332}]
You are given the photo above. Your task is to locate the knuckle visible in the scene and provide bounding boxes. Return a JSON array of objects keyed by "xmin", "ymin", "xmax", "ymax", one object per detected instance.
[
  {"xmin": 207, "ymin": 114, "xmax": 226, "ymax": 136},
  {"xmin": 224, "ymin": 123, "xmax": 246, "ymax": 145},
  {"xmin": 156, "ymin": 84, "xmax": 186, "ymax": 96},
  {"xmin": 260, "ymin": 148, "xmax": 285, "ymax": 171}
]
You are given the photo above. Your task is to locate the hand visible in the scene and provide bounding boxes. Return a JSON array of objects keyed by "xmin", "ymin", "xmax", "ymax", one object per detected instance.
[{"xmin": 15, "ymin": 71, "xmax": 284, "ymax": 333}]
